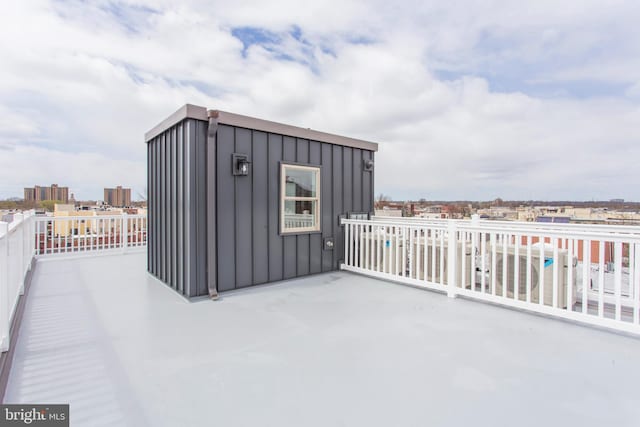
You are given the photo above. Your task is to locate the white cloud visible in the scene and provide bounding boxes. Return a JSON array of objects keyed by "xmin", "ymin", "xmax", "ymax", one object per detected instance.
[{"xmin": 0, "ymin": 0, "xmax": 639, "ymax": 201}]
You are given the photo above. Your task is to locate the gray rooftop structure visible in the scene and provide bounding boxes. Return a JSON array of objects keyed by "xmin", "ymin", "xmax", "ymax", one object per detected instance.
[{"xmin": 145, "ymin": 105, "xmax": 378, "ymax": 299}]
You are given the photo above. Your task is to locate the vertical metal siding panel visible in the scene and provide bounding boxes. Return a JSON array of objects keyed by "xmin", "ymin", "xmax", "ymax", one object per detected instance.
[
  {"xmin": 216, "ymin": 125, "xmax": 236, "ymax": 292},
  {"xmin": 362, "ymin": 150, "xmax": 372, "ymax": 213},
  {"xmin": 147, "ymin": 141, "xmax": 151, "ymax": 273},
  {"xmin": 183, "ymin": 122, "xmax": 193, "ymax": 297},
  {"xmin": 166, "ymin": 128, "xmax": 172, "ymax": 288},
  {"xmin": 352, "ymin": 148, "xmax": 362, "ymax": 212},
  {"xmin": 296, "ymin": 139, "xmax": 310, "ymax": 276},
  {"xmin": 296, "ymin": 139, "xmax": 309, "ymax": 163},
  {"xmin": 343, "ymin": 147, "xmax": 353, "ymax": 216},
  {"xmin": 147, "ymin": 140, "xmax": 153, "ymax": 275},
  {"xmin": 235, "ymin": 127, "xmax": 253, "ymax": 288},
  {"xmin": 309, "ymin": 141, "xmax": 322, "ymax": 274},
  {"xmin": 155, "ymin": 136, "xmax": 161, "ymax": 279},
  {"xmin": 369, "ymin": 152, "xmax": 375, "ymax": 212},
  {"xmin": 252, "ymin": 131, "xmax": 269, "ymax": 285},
  {"xmin": 195, "ymin": 121, "xmax": 208, "ymax": 296},
  {"xmin": 268, "ymin": 134, "xmax": 284, "ymax": 282},
  {"xmin": 150, "ymin": 139, "xmax": 154, "ymax": 275},
  {"xmin": 160, "ymin": 133, "xmax": 167, "ymax": 283},
  {"xmin": 188, "ymin": 120, "xmax": 199, "ymax": 296},
  {"xmin": 332, "ymin": 145, "xmax": 344, "ymax": 268},
  {"xmin": 282, "ymin": 137, "xmax": 297, "ymax": 279},
  {"xmin": 153, "ymin": 138, "xmax": 158, "ymax": 276},
  {"xmin": 170, "ymin": 126, "xmax": 177, "ymax": 291},
  {"xmin": 296, "ymin": 233, "xmax": 310, "ymax": 276},
  {"xmin": 166, "ymin": 130, "xmax": 172, "ymax": 285},
  {"xmin": 321, "ymin": 143, "xmax": 333, "ymax": 272},
  {"xmin": 176, "ymin": 123, "xmax": 184, "ymax": 294}
]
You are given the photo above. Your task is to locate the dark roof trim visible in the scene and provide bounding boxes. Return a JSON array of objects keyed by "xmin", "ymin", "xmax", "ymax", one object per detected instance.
[
  {"xmin": 144, "ymin": 104, "xmax": 207, "ymax": 142},
  {"xmin": 209, "ymin": 110, "xmax": 378, "ymax": 152},
  {"xmin": 145, "ymin": 104, "xmax": 379, "ymax": 152}
]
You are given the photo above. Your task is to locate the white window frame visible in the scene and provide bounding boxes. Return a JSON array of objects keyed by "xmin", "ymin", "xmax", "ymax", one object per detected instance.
[{"xmin": 280, "ymin": 163, "xmax": 321, "ymax": 234}]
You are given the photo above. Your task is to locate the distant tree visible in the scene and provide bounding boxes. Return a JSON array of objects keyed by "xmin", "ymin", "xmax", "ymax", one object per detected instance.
[
  {"xmin": 39, "ymin": 200, "xmax": 64, "ymax": 212},
  {"xmin": 0, "ymin": 200, "xmax": 18, "ymax": 210}
]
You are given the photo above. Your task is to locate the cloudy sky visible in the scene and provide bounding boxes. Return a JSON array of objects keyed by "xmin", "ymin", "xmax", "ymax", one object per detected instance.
[{"xmin": 1, "ymin": 0, "xmax": 639, "ymax": 201}]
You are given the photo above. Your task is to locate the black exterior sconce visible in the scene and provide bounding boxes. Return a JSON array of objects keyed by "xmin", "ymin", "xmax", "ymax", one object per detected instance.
[
  {"xmin": 232, "ymin": 153, "xmax": 251, "ymax": 176},
  {"xmin": 363, "ymin": 159, "xmax": 374, "ymax": 172}
]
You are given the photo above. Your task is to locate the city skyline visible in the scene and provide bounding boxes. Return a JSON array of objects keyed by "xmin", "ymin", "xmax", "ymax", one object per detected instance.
[{"xmin": 1, "ymin": 2, "xmax": 640, "ymax": 201}]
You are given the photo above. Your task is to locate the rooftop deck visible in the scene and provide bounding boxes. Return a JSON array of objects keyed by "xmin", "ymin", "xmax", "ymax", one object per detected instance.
[{"xmin": 5, "ymin": 252, "xmax": 640, "ymax": 426}]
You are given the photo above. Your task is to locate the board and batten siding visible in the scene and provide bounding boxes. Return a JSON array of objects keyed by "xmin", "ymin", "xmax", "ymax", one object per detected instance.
[
  {"xmin": 215, "ymin": 124, "xmax": 374, "ymax": 292},
  {"xmin": 146, "ymin": 108, "xmax": 375, "ymax": 298},
  {"xmin": 147, "ymin": 118, "xmax": 209, "ymax": 298}
]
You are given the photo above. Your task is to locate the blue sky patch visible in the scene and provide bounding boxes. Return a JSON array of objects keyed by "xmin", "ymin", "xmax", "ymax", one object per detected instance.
[{"xmin": 231, "ymin": 27, "xmax": 281, "ymax": 57}]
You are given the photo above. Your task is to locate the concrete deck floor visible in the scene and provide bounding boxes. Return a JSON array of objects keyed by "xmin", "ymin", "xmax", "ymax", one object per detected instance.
[{"xmin": 5, "ymin": 252, "xmax": 640, "ymax": 427}]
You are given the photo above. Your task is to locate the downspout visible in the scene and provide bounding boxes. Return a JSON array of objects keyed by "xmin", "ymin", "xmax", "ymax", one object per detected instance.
[{"xmin": 206, "ymin": 111, "xmax": 219, "ymax": 299}]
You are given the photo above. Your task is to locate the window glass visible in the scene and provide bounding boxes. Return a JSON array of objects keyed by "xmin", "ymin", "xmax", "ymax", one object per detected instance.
[
  {"xmin": 281, "ymin": 164, "xmax": 320, "ymax": 233},
  {"xmin": 285, "ymin": 169, "xmax": 317, "ymax": 197}
]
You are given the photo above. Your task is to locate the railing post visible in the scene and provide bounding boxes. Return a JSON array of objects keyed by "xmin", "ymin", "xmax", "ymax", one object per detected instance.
[
  {"xmin": 14, "ymin": 213, "xmax": 25, "ymax": 295},
  {"xmin": 447, "ymin": 219, "xmax": 457, "ymax": 298},
  {"xmin": 0, "ymin": 221, "xmax": 9, "ymax": 352},
  {"xmin": 121, "ymin": 213, "xmax": 127, "ymax": 253}
]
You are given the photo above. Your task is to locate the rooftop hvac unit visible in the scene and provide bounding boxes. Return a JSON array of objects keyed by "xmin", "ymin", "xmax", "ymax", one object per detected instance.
[
  {"xmin": 412, "ymin": 241, "xmax": 474, "ymax": 287},
  {"xmin": 358, "ymin": 231, "xmax": 403, "ymax": 275},
  {"xmin": 492, "ymin": 246, "xmax": 577, "ymax": 308}
]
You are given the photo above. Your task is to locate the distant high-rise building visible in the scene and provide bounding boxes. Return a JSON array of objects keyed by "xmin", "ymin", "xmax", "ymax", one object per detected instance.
[
  {"xmin": 24, "ymin": 184, "xmax": 69, "ymax": 203},
  {"xmin": 104, "ymin": 186, "xmax": 131, "ymax": 207}
]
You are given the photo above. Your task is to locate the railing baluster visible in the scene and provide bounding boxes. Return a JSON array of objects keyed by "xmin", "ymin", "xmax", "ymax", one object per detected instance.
[
  {"xmin": 539, "ymin": 238, "xmax": 545, "ymax": 306},
  {"xmin": 344, "ymin": 222, "xmax": 350, "ymax": 267},
  {"xmin": 526, "ymin": 235, "xmax": 532, "ymax": 304},
  {"xmin": 552, "ymin": 238, "xmax": 559, "ymax": 309},
  {"xmin": 401, "ymin": 227, "xmax": 407, "ymax": 277},
  {"xmin": 480, "ymin": 232, "xmax": 486, "ymax": 293},
  {"xmin": 359, "ymin": 223, "xmax": 363, "ymax": 269},
  {"xmin": 598, "ymin": 241, "xmax": 605, "ymax": 317},
  {"xmin": 423, "ymin": 228, "xmax": 429, "ymax": 284},
  {"xmin": 501, "ymin": 233, "xmax": 507, "ymax": 298},
  {"xmin": 614, "ymin": 241, "xmax": 622, "ymax": 321},
  {"xmin": 382, "ymin": 225, "xmax": 387, "ymax": 274},
  {"xmin": 634, "ymin": 243, "xmax": 640, "ymax": 325},
  {"xmin": 583, "ymin": 240, "xmax": 591, "ymax": 315},
  {"xmin": 567, "ymin": 239, "xmax": 574, "ymax": 312},
  {"xmin": 407, "ymin": 227, "xmax": 415, "ymax": 279},
  {"xmin": 514, "ymin": 235, "xmax": 520, "ymax": 302}
]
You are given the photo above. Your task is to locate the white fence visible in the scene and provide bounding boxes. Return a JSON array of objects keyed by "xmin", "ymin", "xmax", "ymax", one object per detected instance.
[
  {"xmin": 0, "ymin": 212, "xmax": 36, "ymax": 351},
  {"xmin": 342, "ymin": 217, "xmax": 640, "ymax": 335},
  {"xmin": 283, "ymin": 213, "xmax": 315, "ymax": 229},
  {"xmin": 0, "ymin": 212, "xmax": 147, "ymax": 355},
  {"xmin": 33, "ymin": 214, "xmax": 147, "ymax": 256}
]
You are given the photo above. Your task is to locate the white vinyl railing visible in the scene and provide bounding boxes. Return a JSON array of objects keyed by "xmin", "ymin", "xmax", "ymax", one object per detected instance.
[
  {"xmin": 343, "ymin": 217, "xmax": 640, "ymax": 335},
  {"xmin": 0, "ymin": 212, "xmax": 36, "ymax": 351},
  {"xmin": 283, "ymin": 213, "xmax": 315, "ymax": 229},
  {"xmin": 33, "ymin": 214, "xmax": 147, "ymax": 256},
  {"xmin": 0, "ymin": 212, "xmax": 147, "ymax": 355}
]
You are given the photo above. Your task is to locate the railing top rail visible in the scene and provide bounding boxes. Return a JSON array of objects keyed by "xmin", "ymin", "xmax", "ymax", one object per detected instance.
[
  {"xmin": 343, "ymin": 218, "xmax": 448, "ymax": 229},
  {"xmin": 32, "ymin": 214, "xmax": 147, "ymax": 221},
  {"xmin": 344, "ymin": 217, "xmax": 640, "ymax": 242},
  {"xmin": 369, "ymin": 216, "xmax": 640, "ymax": 235},
  {"xmin": 456, "ymin": 224, "xmax": 640, "ymax": 242}
]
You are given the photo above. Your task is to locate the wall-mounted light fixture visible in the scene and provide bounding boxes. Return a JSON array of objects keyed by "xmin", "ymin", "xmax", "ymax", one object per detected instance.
[
  {"xmin": 363, "ymin": 159, "xmax": 374, "ymax": 172},
  {"xmin": 232, "ymin": 153, "xmax": 250, "ymax": 176}
]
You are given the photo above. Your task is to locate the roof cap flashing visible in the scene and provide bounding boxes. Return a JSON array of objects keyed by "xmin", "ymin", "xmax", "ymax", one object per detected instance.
[{"xmin": 146, "ymin": 104, "xmax": 378, "ymax": 151}]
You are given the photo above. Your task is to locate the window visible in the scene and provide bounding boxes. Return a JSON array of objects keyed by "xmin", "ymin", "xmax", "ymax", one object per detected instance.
[{"xmin": 281, "ymin": 164, "xmax": 321, "ymax": 233}]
